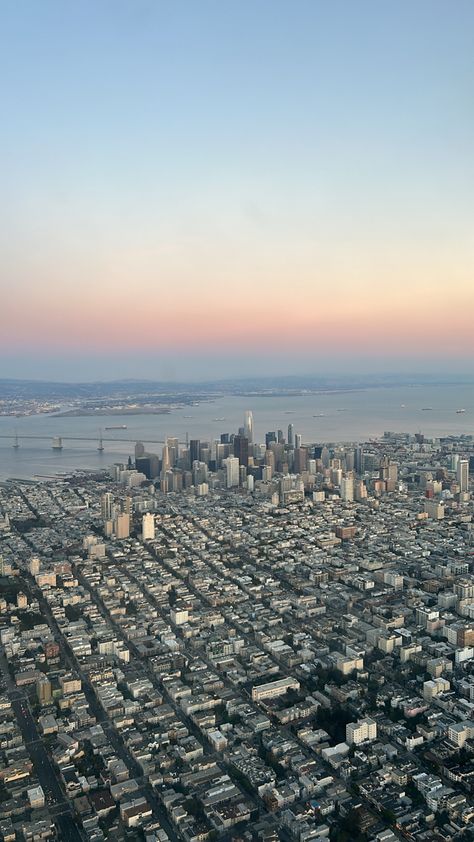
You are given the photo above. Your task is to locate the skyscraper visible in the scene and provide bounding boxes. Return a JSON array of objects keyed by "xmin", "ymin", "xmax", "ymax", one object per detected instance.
[
  {"xmin": 161, "ymin": 444, "xmax": 170, "ymax": 476},
  {"xmin": 223, "ymin": 456, "xmax": 240, "ymax": 488},
  {"xmin": 167, "ymin": 437, "xmax": 179, "ymax": 467},
  {"xmin": 233, "ymin": 435, "xmax": 249, "ymax": 467},
  {"xmin": 294, "ymin": 447, "xmax": 308, "ymax": 474},
  {"xmin": 189, "ymin": 439, "xmax": 201, "ymax": 464},
  {"xmin": 341, "ymin": 475, "xmax": 354, "ymax": 502},
  {"xmin": 457, "ymin": 459, "xmax": 469, "ymax": 493},
  {"xmin": 244, "ymin": 410, "xmax": 254, "ymax": 443},
  {"xmin": 287, "ymin": 423, "xmax": 295, "ymax": 447},
  {"xmin": 135, "ymin": 454, "xmax": 159, "ymax": 479},
  {"xmin": 101, "ymin": 493, "xmax": 114, "ymax": 521},
  {"xmin": 114, "ymin": 512, "xmax": 130, "ymax": 539}
]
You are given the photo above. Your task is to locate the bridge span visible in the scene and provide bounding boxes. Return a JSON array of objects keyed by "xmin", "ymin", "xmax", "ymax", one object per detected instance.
[{"xmin": 0, "ymin": 434, "xmax": 188, "ymax": 447}]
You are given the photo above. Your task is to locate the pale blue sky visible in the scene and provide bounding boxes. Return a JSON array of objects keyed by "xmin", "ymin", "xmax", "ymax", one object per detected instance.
[{"xmin": 1, "ymin": 1, "xmax": 473, "ymax": 380}]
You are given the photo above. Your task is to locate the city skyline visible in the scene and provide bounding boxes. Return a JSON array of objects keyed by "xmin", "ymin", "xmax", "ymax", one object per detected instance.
[{"xmin": 1, "ymin": 1, "xmax": 473, "ymax": 381}]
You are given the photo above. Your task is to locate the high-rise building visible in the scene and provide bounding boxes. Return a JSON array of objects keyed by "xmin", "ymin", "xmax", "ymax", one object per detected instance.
[
  {"xmin": 264, "ymin": 449, "xmax": 275, "ymax": 474},
  {"xmin": 345, "ymin": 450, "xmax": 355, "ymax": 472},
  {"xmin": 377, "ymin": 457, "xmax": 398, "ymax": 492},
  {"xmin": 355, "ymin": 480, "xmax": 368, "ymax": 501},
  {"xmin": 457, "ymin": 459, "xmax": 469, "ymax": 493},
  {"xmin": 135, "ymin": 441, "xmax": 145, "ymax": 459},
  {"xmin": 135, "ymin": 454, "xmax": 159, "ymax": 479},
  {"xmin": 114, "ymin": 513, "xmax": 130, "ymax": 539},
  {"xmin": 199, "ymin": 444, "xmax": 210, "ymax": 465},
  {"xmin": 346, "ymin": 718, "xmax": 377, "ymax": 745},
  {"xmin": 287, "ymin": 423, "xmax": 295, "ymax": 447},
  {"xmin": 223, "ymin": 456, "xmax": 240, "ymax": 488},
  {"xmin": 244, "ymin": 411, "xmax": 254, "ymax": 443},
  {"xmin": 142, "ymin": 513, "xmax": 155, "ymax": 541},
  {"xmin": 341, "ymin": 475, "xmax": 354, "ymax": 502},
  {"xmin": 170, "ymin": 470, "xmax": 183, "ymax": 492},
  {"xmin": 189, "ymin": 440, "xmax": 201, "ymax": 464},
  {"xmin": 167, "ymin": 437, "xmax": 179, "ymax": 467},
  {"xmin": 294, "ymin": 447, "xmax": 308, "ymax": 474},
  {"xmin": 193, "ymin": 461, "xmax": 208, "ymax": 486},
  {"xmin": 29, "ymin": 557, "xmax": 40, "ymax": 576},
  {"xmin": 295, "ymin": 433, "xmax": 302, "ymax": 450},
  {"xmin": 17, "ymin": 592, "xmax": 27, "ymax": 609},
  {"xmin": 101, "ymin": 493, "xmax": 114, "ymax": 521},
  {"xmin": 233, "ymin": 435, "xmax": 249, "ymax": 466},
  {"xmin": 160, "ymin": 444, "xmax": 170, "ymax": 477},
  {"xmin": 424, "ymin": 499, "xmax": 445, "ymax": 520},
  {"xmin": 36, "ymin": 676, "xmax": 52, "ymax": 705}
]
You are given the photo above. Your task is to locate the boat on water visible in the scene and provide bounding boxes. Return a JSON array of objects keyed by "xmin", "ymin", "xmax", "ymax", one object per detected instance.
[
  {"xmin": 421, "ymin": 407, "xmax": 433, "ymax": 411},
  {"xmin": 183, "ymin": 415, "xmax": 194, "ymax": 419},
  {"xmin": 313, "ymin": 414, "xmax": 325, "ymax": 417},
  {"xmin": 105, "ymin": 425, "xmax": 128, "ymax": 430},
  {"xmin": 456, "ymin": 409, "xmax": 466, "ymax": 414},
  {"xmin": 401, "ymin": 404, "xmax": 406, "ymax": 408},
  {"xmin": 213, "ymin": 417, "xmax": 226, "ymax": 422}
]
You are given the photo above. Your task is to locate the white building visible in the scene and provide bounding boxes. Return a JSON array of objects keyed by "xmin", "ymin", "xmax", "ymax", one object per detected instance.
[
  {"xmin": 457, "ymin": 459, "xmax": 469, "ymax": 492},
  {"xmin": 346, "ymin": 717, "xmax": 377, "ymax": 745},
  {"xmin": 27, "ymin": 785, "xmax": 45, "ymax": 809},
  {"xmin": 142, "ymin": 513, "xmax": 155, "ymax": 541},
  {"xmin": 340, "ymin": 476, "xmax": 354, "ymax": 502},
  {"xmin": 101, "ymin": 492, "xmax": 114, "ymax": 521},
  {"xmin": 223, "ymin": 456, "xmax": 240, "ymax": 488},
  {"xmin": 252, "ymin": 677, "xmax": 300, "ymax": 702},
  {"xmin": 244, "ymin": 410, "xmax": 254, "ymax": 443},
  {"xmin": 423, "ymin": 677, "xmax": 450, "ymax": 700},
  {"xmin": 424, "ymin": 499, "xmax": 445, "ymax": 520},
  {"xmin": 171, "ymin": 606, "xmax": 189, "ymax": 626}
]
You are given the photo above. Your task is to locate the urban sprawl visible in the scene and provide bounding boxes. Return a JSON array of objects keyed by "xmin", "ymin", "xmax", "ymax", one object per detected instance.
[{"xmin": 0, "ymin": 413, "xmax": 474, "ymax": 842}]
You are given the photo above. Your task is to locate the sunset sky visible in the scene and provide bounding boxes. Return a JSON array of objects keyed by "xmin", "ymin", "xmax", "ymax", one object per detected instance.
[{"xmin": 1, "ymin": 1, "xmax": 473, "ymax": 381}]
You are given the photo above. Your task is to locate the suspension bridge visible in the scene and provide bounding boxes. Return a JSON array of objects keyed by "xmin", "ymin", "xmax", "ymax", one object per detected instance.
[{"xmin": 0, "ymin": 433, "xmax": 189, "ymax": 450}]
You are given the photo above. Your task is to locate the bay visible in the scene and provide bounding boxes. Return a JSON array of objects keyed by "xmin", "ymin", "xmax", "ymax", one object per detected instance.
[{"xmin": 0, "ymin": 383, "xmax": 473, "ymax": 481}]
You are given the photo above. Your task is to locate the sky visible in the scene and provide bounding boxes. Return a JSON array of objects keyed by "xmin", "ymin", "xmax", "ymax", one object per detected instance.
[{"xmin": 1, "ymin": 0, "xmax": 473, "ymax": 381}]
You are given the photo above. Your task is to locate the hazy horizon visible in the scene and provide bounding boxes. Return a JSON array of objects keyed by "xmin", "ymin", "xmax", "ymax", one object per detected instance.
[{"xmin": 2, "ymin": 367, "xmax": 474, "ymax": 388}]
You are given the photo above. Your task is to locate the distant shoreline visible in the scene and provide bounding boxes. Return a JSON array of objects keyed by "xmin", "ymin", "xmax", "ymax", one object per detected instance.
[{"xmin": 54, "ymin": 407, "xmax": 172, "ymax": 418}]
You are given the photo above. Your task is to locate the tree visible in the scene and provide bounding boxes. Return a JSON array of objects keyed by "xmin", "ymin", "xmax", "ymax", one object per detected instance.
[
  {"xmin": 169, "ymin": 586, "xmax": 178, "ymax": 606},
  {"xmin": 381, "ymin": 808, "xmax": 396, "ymax": 825}
]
